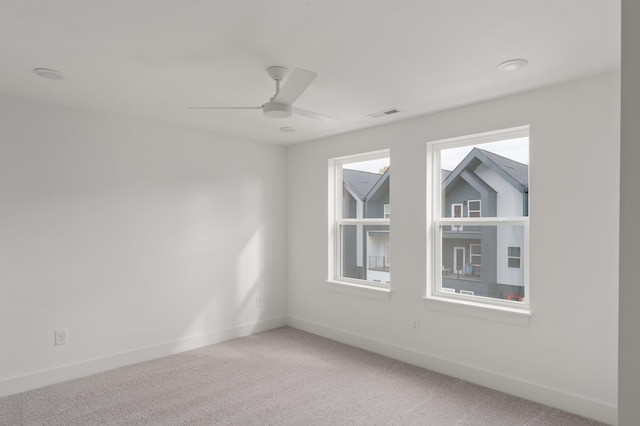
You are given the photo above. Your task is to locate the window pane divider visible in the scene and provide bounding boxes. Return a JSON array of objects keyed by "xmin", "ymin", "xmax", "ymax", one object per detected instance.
[
  {"xmin": 437, "ymin": 217, "xmax": 528, "ymax": 226},
  {"xmin": 336, "ymin": 218, "xmax": 390, "ymax": 225}
]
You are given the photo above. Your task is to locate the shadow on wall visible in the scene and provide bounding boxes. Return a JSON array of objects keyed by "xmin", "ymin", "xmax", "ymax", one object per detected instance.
[{"xmin": 179, "ymin": 178, "xmax": 272, "ymax": 344}]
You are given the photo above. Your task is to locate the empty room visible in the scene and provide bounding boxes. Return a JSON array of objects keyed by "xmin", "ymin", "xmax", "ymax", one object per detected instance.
[{"xmin": 1, "ymin": 1, "xmax": 638, "ymax": 425}]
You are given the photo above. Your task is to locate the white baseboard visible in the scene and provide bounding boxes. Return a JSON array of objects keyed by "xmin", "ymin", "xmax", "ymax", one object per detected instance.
[
  {"xmin": 0, "ymin": 316, "xmax": 286, "ymax": 399},
  {"xmin": 286, "ymin": 316, "xmax": 617, "ymax": 426}
]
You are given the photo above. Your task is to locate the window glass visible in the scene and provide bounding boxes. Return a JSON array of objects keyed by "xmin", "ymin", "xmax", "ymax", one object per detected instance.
[
  {"xmin": 331, "ymin": 151, "xmax": 390, "ymax": 288},
  {"xmin": 441, "ymin": 138, "xmax": 528, "ymax": 219},
  {"xmin": 428, "ymin": 127, "xmax": 529, "ymax": 308},
  {"xmin": 340, "ymin": 224, "xmax": 390, "ymax": 284},
  {"xmin": 341, "ymin": 159, "xmax": 389, "ymax": 219},
  {"xmin": 440, "ymin": 225, "xmax": 525, "ymax": 298}
]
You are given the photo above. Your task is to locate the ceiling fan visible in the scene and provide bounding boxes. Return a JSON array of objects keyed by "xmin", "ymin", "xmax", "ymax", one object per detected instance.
[{"xmin": 189, "ymin": 66, "xmax": 335, "ymax": 120}]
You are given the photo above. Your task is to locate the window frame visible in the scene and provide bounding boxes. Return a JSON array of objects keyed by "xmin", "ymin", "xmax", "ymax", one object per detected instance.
[
  {"xmin": 451, "ymin": 203, "xmax": 464, "ymax": 231},
  {"xmin": 426, "ymin": 126, "xmax": 530, "ymax": 313},
  {"xmin": 507, "ymin": 246, "xmax": 522, "ymax": 268},
  {"xmin": 470, "ymin": 243, "xmax": 482, "ymax": 266},
  {"xmin": 468, "ymin": 200, "xmax": 481, "ymax": 217},
  {"xmin": 328, "ymin": 149, "xmax": 391, "ymax": 290}
]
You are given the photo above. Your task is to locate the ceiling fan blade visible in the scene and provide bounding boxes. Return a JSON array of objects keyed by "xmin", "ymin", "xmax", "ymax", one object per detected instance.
[
  {"xmin": 272, "ymin": 69, "xmax": 317, "ymax": 105},
  {"xmin": 188, "ymin": 106, "xmax": 262, "ymax": 110},
  {"xmin": 292, "ymin": 107, "xmax": 338, "ymax": 121}
]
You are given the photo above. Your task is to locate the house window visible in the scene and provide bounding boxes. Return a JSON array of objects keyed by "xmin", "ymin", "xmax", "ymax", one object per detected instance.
[
  {"xmin": 329, "ymin": 150, "xmax": 390, "ymax": 288},
  {"xmin": 426, "ymin": 126, "xmax": 529, "ymax": 311},
  {"xmin": 507, "ymin": 247, "xmax": 521, "ymax": 268},
  {"xmin": 451, "ymin": 203, "xmax": 463, "ymax": 231},
  {"xmin": 470, "ymin": 244, "xmax": 481, "ymax": 266},
  {"xmin": 468, "ymin": 200, "xmax": 481, "ymax": 217}
]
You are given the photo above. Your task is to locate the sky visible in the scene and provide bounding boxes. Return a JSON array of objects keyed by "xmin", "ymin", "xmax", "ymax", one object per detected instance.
[
  {"xmin": 343, "ymin": 157, "xmax": 390, "ymax": 174},
  {"xmin": 341, "ymin": 137, "xmax": 528, "ymax": 174},
  {"xmin": 440, "ymin": 137, "xmax": 529, "ymax": 171}
]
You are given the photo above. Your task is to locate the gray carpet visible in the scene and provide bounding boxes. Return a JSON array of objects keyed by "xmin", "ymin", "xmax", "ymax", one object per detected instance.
[{"xmin": 0, "ymin": 327, "xmax": 607, "ymax": 425}]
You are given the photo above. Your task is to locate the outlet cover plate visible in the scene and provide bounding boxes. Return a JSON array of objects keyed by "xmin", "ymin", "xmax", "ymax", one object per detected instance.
[{"xmin": 54, "ymin": 329, "xmax": 68, "ymax": 346}]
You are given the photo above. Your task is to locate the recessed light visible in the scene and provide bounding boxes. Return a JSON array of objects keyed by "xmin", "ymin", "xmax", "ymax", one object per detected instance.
[
  {"xmin": 280, "ymin": 126, "xmax": 296, "ymax": 133},
  {"xmin": 496, "ymin": 59, "xmax": 528, "ymax": 72},
  {"xmin": 33, "ymin": 68, "xmax": 64, "ymax": 80}
]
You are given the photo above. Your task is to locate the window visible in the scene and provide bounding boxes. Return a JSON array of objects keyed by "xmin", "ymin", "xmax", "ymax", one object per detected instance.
[
  {"xmin": 507, "ymin": 247, "xmax": 521, "ymax": 268},
  {"xmin": 470, "ymin": 244, "xmax": 481, "ymax": 266},
  {"xmin": 329, "ymin": 150, "xmax": 390, "ymax": 287},
  {"xmin": 468, "ymin": 200, "xmax": 481, "ymax": 217},
  {"xmin": 426, "ymin": 126, "xmax": 529, "ymax": 311},
  {"xmin": 451, "ymin": 203, "xmax": 463, "ymax": 231}
]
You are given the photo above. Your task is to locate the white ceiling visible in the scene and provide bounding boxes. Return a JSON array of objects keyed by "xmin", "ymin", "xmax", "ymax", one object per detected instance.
[{"xmin": 0, "ymin": 1, "xmax": 620, "ymax": 145}]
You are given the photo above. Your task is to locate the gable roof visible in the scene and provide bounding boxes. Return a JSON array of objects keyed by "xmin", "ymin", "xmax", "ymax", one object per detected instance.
[
  {"xmin": 342, "ymin": 169, "xmax": 383, "ymax": 200},
  {"xmin": 476, "ymin": 149, "xmax": 528, "ymax": 188},
  {"xmin": 443, "ymin": 148, "xmax": 528, "ymax": 194}
]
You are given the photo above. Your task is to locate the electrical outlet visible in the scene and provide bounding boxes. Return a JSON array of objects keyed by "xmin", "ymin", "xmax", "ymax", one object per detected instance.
[
  {"xmin": 256, "ymin": 296, "xmax": 263, "ymax": 308},
  {"xmin": 54, "ymin": 329, "xmax": 68, "ymax": 346},
  {"xmin": 411, "ymin": 320, "xmax": 420, "ymax": 332}
]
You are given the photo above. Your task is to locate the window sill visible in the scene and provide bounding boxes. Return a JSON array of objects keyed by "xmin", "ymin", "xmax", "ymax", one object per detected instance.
[
  {"xmin": 422, "ymin": 295, "xmax": 531, "ymax": 326},
  {"xmin": 325, "ymin": 280, "xmax": 391, "ymax": 301}
]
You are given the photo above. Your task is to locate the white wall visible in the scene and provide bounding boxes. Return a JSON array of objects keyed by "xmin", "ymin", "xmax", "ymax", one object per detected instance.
[
  {"xmin": 0, "ymin": 96, "xmax": 287, "ymax": 396},
  {"xmin": 619, "ymin": 1, "xmax": 640, "ymax": 424},
  {"xmin": 287, "ymin": 73, "xmax": 619, "ymax": 424}
]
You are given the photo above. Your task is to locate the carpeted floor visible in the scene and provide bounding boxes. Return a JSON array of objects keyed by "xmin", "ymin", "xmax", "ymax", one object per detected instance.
[{"xmin": 0, "ymin": 326, "xmax": 607, "ymax": 425}]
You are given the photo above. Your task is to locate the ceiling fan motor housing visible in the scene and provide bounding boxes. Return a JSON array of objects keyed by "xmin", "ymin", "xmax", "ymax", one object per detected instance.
[{"xmin": 263, "ymin": 102, "xmax": 292, "ymax": 118}]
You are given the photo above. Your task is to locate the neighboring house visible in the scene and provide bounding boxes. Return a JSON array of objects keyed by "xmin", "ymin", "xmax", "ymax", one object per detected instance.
[
  {"xmin": 342, "ymin": 168, "xmax": 390, "ymax": 283},
  {"xmin": 441, "ymin": 148, "xmax": 528, "ymax": 300}
]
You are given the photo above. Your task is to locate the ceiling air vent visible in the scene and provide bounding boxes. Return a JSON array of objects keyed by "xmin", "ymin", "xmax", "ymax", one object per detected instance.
[{"xmin": 367, "ymin": 108, "xmax": 401, "ymax": 118}]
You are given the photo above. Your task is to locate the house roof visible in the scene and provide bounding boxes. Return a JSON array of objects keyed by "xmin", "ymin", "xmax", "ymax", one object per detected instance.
[
  {"xmin": 443, "ymin": 148, "xmax": 528, "ymax": 194},
  {"xmin": 476, "ymin": 149, "xmax": 528, "ymax": 188},
  {"xmin": 342, "ymin": 169, "xmax": 383, "ymax": 200},
  {"xmin": 366, "ymin": 167, "xmax": 390, "ymax": 202}
]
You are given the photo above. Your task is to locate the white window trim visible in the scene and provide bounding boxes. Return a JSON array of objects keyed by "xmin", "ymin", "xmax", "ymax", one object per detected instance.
[
  {"xmin": 453, "ymin": 246, "xmax": 466, "ymax": 275},
  {"xmin": 507, "ymin": 246, "xmax": 522, "ymax": 268},
  {"xmin": 451, "ymin": 203, "xmax": 463, "ymax": 217},
  {"xmin": 470, "ymin": 243, "xmax": 481, "ymax": 265},
  {"xmin": 468, "ymin": 199, "xmax": 481, "ymax": 217},
  {"xmin": 426, "ymin": 126, "xmax": 530, "ymax": 315},
  {"xmin": 328, "ymin": 150, "xmax": 391, "ymax": 292}
]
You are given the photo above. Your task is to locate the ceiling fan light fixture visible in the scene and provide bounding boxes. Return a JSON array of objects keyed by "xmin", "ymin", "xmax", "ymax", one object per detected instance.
[
  {"xmin": 263, "ymin": 102, "xmax": 292, "ymax": 118},
  {"xmin": 497, "ymin": 59, "xmax": 528, "ymax": 72}
]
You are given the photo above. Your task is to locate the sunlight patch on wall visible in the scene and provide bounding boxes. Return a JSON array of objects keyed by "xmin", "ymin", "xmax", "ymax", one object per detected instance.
[{"xmin": 236, "ymin": 225, "xmax": 264, "ymax": 309}]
